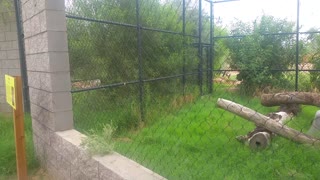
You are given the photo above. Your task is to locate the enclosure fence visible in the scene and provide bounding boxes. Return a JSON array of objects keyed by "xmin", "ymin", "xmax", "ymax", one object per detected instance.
[{"xmin": 65, "ymin": 0, "xmax": 320, "ymax": 179}]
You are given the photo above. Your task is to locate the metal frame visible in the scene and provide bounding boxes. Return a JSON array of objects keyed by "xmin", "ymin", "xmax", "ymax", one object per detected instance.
[{"xmin": 66, "ymin": 0, "xmax": 320, "ymax": 121}]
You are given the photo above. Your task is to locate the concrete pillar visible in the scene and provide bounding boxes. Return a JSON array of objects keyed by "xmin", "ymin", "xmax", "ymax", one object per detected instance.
[
  {"xmin": 0, "ymin": 1, "xmax": 21, "ymax": 113},
  {"xmin": 22, "ymin": 0, "xmax": 73, "ymax": 132}
]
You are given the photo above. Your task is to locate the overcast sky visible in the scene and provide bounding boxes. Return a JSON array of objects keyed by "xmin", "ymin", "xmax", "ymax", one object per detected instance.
[{"xmin": 207, "ymin": 0, "xmax": 320, "ymax": 31}]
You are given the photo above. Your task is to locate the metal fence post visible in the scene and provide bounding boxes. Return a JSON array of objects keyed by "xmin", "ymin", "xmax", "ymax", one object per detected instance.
[
  {"xmin": 14, "ymin": 0, "xmax": 30, "ymax": 112},
  {"xmin": 295, "ymin": 0, "xmax": 300, "ymax": 91},
  {"xmin": 198, "ymin": 0, "xmax": 203, "ymax": 96},
  {"xmin": 136, "ymin": 0, "xmax": 145, "ymax": 121},
  {"xmin": 182, "ymin": 0, "xmax": 186, "ymax": 96},
  {"xmin": 209, "ymin": 1, "xmax": 214, "ymax": 94}
]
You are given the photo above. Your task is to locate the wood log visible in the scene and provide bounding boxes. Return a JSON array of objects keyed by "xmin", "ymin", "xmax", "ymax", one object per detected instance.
[
  {"xmin": 217, "ymin": 98, "xmax": 320, "ymax": 146},
  {"xmin": 246, "ymin": 111, "xmax": 292, "ymax": 149},
  {"xmin": 248, "ymin": 132, "xmax": 271, "ymax": 149},
  {"xmin": 261, "ymin": 92, "xmax": 320, "ymax": 107}
]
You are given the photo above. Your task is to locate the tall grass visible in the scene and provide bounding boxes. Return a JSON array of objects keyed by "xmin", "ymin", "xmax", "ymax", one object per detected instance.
[{"xmin": 0, "ymin": 113, "xmax": 38, "ymax": 177}]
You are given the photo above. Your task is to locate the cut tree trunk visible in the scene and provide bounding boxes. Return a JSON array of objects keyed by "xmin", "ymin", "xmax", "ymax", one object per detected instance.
[
  {"xmin": 261, "ymin": 92, "xmax": 320, "ymax": 107},
  {"xmin": 248, "ymin": 132, "xmax": 271, "ymax": 149},
  {"xmin": 246, "ymin": 111, "xmax": 292, "ymax": 149},
  {"xmin": 217, "ymin": 98, "xmax": 320, "ymax": 146}
]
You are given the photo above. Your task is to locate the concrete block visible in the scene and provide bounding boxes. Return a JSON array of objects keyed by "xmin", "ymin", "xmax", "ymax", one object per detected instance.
[
  {"xmin": 47, "ymin": 31, "xmax": 68, "ymax": 52},
  {"xmin": 8, "ymin": 68, "xmax": 21, "ymax": 76},
  {"xmin": 94, "ymin": 153, "xmax": 166, "ymax": 180},
  {"xmin": 38, "ymin": 11, "xmax": 47, "ymax": 33},
  {"xmin": 30, "ymin": 15, "xmax": 41, "ymax": 36},
  {"xmin": 0, "ymin": 41, "xmax": 13, "ymax": 50},
  {"xmin": 21, "ymin": 0, "xmax": 29, "ymax": 5},
  {"xmin": 11, "ymin": 40, "xmax": 18, "ymax": 50},
  {"xmin": 29, "ymin": 87, "xmax": 72, "ymax": 112},
  {"xmin": 40, "ymin": 72, "xmax": 71, "ymax": 92},
  {"xmin": 0, "ymin": 23, "xmax": 10, "ymax": 32},
  {"xmin": 2, "ymin": 60, "xmax": 20, "ymax": 68},
  {"xmin": 71, "ymin": 167, "xmax": 89, "ymax": 180},
  {"xmin": 23, "ymin": 19, "xmax": 32, "ymax": 38},
  {"xmin": 54, "ymin": 130, "xmax": 85, "ymax": 162},
  {"xmin": 0, "ymin": 87, "xmax": 5, "ymax": 95},
  {"xmin": 55, "ymin": 130, "xmax": 99, "ymax": 179},
  {"xmin": 31, "ymin": 103, "xmax": 73, "ymax": 131},
  {"xmin": 55, "ymin": 153, "xmax": 72, "ymax": 179},
  {"xmin": 23, "ymin": 0, "xmax": 34, "ymax": 21},
  {"xmin": 0, "ymin": 51, "xmax": 7, "ymax": 59},
  {"xmin": 25, "ymin": 32, "xmax": 48, "ymax": 54},
  {"xmin": 33, "ymin": 133, "xmax": 47, "ymax": 166},
  {"xmin": 48, "ymin": 52, "xmax": 71, "ymax": 72},
  {"xmin": 33, "ymin": 0, "xmax": 46, "ymax": 16},
  {"xmin": 46, "ymin": 0, "xmax": 65, "ymax": 11},
  {"xmin": 98, "ymin": 166, "xmax": 123, "ymax": 180},
  {"xmin": 27, "ymin": 71, "xmax": 41, "ymax": 89},
  {"xmin": 0, "ymin": 68, "xmax": 9, "ymax": 75},
  {"xmin": 46, "ymin": 10, "xmax": 67, "ymax": 31},
  {"xmin": 5, "ymin": 32, "xmax": 17, "ymax": 41},
  {"xmin": 32, "ymin": 118, "xmax": 52, "ymax": 144},
  {"xmin": 6, "ymin": 49, "xmax": 19, "ymax": 59},
  {"xmin": 47, "ymin": 160, "xmax": 70, "ymax": 180},
  {"xmin": 10, "ymin": 22, "xmax": 17, "ymax": 32},
  {"xmin": 0, "ymin": 32, "xmax": 5, "ymax": 41},
  {"xmin": 26, "ymin": 53, "xmax": 49, "ymax": 71},
  {"xmin": 26, "ymin": 52, "xmax": 71, "ymax": 72},
  {"xmin": 3, "ymin": 13, "xmax": 16, "ymax": 23},
  {"xmin": 0, "ymin": 95, "xmax": 6, "ymax": 103}
]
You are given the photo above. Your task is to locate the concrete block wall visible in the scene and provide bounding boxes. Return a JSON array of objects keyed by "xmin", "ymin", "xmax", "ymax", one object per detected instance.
[{"xmin": 0, "ymin": 1, "xmax": 21, "ymax": 113}]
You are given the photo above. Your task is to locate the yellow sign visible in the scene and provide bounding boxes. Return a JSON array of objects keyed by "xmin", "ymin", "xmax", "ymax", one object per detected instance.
[{"xmin": 5, "ymin": 75, "xmax": 16, "ymax": 109}]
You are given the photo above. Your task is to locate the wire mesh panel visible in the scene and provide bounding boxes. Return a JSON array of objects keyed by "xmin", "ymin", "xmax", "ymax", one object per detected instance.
[{"xmin": 66, "ymin": 0, "xmax": 320, "ymax": 179}]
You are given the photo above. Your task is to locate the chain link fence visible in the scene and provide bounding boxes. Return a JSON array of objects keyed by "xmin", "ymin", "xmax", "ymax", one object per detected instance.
[{"xmin": 65, "ymin": 0, "xmax": 320, "ymax": 179}]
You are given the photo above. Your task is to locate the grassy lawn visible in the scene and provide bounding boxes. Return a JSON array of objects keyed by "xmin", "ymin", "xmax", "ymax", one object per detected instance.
[
  {"xmin": 73, "ymin": 86, "xmax": 320, "ymax": 179},
  {"xmin": 0, "ymin": 113, "xmax": 38, "ymax": 178},
  {"xmin": 114, "ymin": 90, "xmax": 320, "ymax": 179}
]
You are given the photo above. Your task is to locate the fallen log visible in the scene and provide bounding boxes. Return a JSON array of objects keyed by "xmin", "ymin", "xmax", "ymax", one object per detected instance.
[
  {"xmin": 261, "ymin": 92, "xmax": 320, "ymax": 107},
  {"xmin": 217, "ymin": 98, "xmax": 320, "ymax": 146}
]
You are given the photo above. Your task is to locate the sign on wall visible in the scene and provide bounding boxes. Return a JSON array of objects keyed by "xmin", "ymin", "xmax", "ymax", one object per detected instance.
[{"xmin": 5, "ymin": 75, "xmax": 16, "ymax": 109}]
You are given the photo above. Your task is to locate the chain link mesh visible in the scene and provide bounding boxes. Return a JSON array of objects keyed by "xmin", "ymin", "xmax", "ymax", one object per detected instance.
[{"xmin": 66, "ymin": 0, "xmax": 320, "ymax": 179}]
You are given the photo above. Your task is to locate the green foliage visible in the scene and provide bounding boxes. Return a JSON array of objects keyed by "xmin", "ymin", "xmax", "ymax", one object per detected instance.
[
  {"xmin": 305, "ymin": 32, "xmax": 320, "ymax": 89},
  {"xmin": 0, "ymin": 114, "xmax": 39, "ymax": 176},
  {"xmin": 81, "ymin": 124, "xmax": 116, "ymax": 155},
  {"xmin": 227, "ymin": 15, "xmax": 299, "ymax": 94}
]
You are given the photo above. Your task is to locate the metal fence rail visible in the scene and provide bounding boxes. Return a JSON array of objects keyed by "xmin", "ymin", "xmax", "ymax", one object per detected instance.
[{"xmin": 66, "ymin": 0, "xmax": 320, "ymax": 179}]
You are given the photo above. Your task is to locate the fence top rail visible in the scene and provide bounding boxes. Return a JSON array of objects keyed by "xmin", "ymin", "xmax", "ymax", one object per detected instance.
[
  {"xmin": 215, "ymin": 31, "xmax": 320, "ymax": 39},
  {"xmin": 66, "ymin": 14, "xmax": 198, "ymax": 38}
]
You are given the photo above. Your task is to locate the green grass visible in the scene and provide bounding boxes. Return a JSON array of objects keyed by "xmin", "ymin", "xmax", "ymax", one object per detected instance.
[
  {"xmin": 0, "ymin": 113, "xmax": 38, "ymax": 177},
  {"xmin": 113, "ymin": 90, "xmax": 320, "ymax": 179},
  {"xmin": 72, "ymin": 86, "xmax": 320, "ymax": 179}
]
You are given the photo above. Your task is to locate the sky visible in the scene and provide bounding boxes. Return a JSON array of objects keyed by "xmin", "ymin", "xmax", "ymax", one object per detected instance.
[{"xmin": 207, "ymin": 0, "xmax": 320, "ymax": 31}]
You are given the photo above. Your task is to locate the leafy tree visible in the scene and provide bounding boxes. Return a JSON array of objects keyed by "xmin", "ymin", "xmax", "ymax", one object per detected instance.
[
  {"xmin": 305, "ymin": 31, "xmax": 320, "ymax": 89},
  {"xmin": 227, "ymin": 15, "xmax": 298, "ymax": 94}
]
